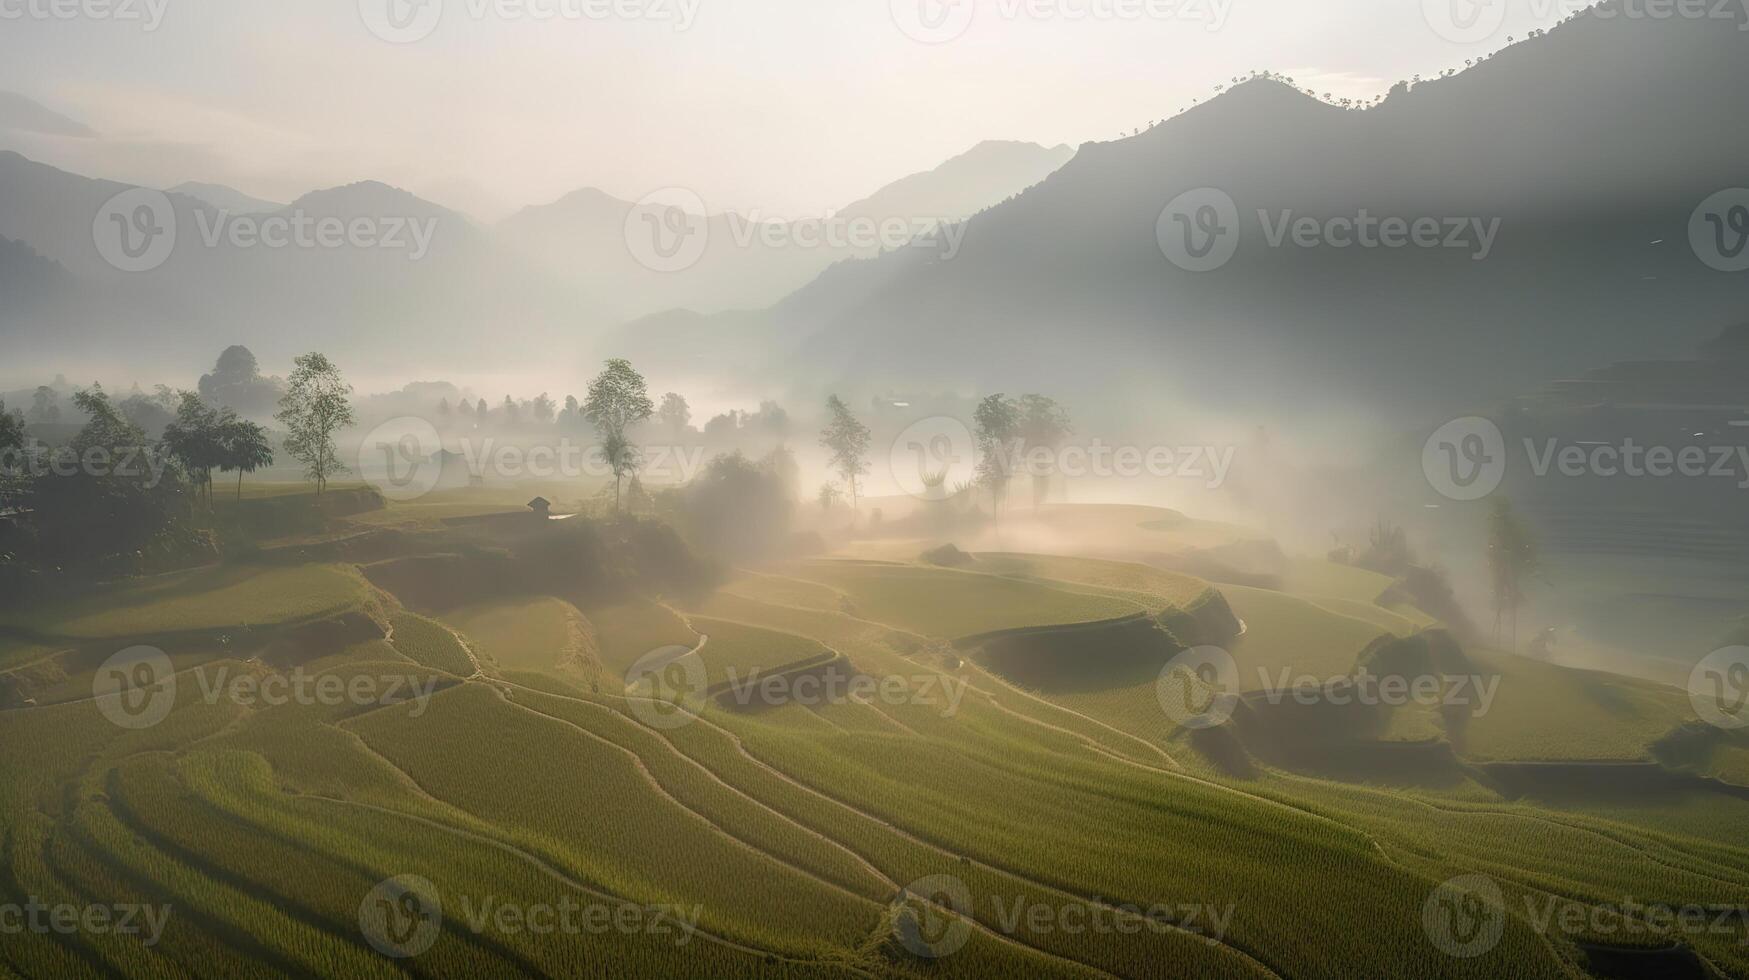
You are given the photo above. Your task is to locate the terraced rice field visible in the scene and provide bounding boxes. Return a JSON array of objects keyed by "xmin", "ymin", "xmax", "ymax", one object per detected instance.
[{"xmin": 4, "ymin": 531, "xmax": 1746, "ymax": 979}]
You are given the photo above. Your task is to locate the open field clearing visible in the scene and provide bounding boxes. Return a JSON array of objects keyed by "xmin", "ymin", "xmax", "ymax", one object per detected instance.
[
  {"xmin": 582, "ymin": 598, "xmax": 700, "ymax": 677},
  {"xmin": 442, "ymin": 596, "xmax": 593, "ymax": 674},
  {"xmin": 0, "ymin": 564, "xmax": 376, "ymax": 641},
  {"xmin": 969, "ymin": 552, "xmax": 1214, "ymax": 611},
  {"xmin": 1456, "ymin": 649, "xmax": 1697, "ymax": 763},
  {"xmin": 775, "ymin": 560, "xmax": 1144, "ymax": 640},
  {"xmin": 1220, "ymin": 585, "xmax": 1390, "ymax": 683}
]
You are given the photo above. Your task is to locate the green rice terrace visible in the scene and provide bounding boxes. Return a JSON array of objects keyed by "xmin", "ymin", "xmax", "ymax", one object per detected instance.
[{"xmin": 2, "ymin": 492, "xmax": 1747, "ymax": 980}]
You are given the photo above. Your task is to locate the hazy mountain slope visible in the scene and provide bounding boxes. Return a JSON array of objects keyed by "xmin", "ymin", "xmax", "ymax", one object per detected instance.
[
  {"xmin": 836, "ymin": 139, "xmax": 1075, "ymax": 223},
  {"xmin": 166, "ymin": 181, "xmax": 283, "ymax": 214},
  {"xmin": 497, "ymin": 140, "xmax": 1078, "ymax": 321},
  {"xmin": 631, "ymin": 7, "xmax": 1749, "ymax": 424},
  {"xmin": 0, "ymin": 158, "xmax": 583, "ymax": 378}
]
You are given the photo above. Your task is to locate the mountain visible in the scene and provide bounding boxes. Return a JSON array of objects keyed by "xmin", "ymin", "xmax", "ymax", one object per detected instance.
[
  {"xmin": 165, "ymin": 181, "xmax": 282, "ymax": 214},
  {"xmin": 0, "ymin": 156, "xmax": 579, "ymax": 379},
  {"xmin": 0, "ymin": 236, "xmax": 78, "ymax": 344},
  {"xmin": 836, "ymin": 139, "xmax": 1074, "ymax": 225},
  {"xmin": 496, "ymin": 140, "xmax": 1077, "ymax": 321},
  {"xmin": 615, "ymin": 6, "xmax": 1749, "ymax": 427},
  {"xmin": 0, "ymin": 137, "xmax": 1078, "ymax": 381}
]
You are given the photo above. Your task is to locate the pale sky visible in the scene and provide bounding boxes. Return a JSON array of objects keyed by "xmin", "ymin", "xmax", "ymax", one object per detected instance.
[{"xmin": 0, "ymin": 0, "xmax": 1557, "ymax": 220}]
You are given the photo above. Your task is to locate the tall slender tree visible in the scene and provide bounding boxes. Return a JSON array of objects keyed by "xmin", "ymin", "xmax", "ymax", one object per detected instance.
[
  {"xmin": 818, "ymin": 395, "xmax": 870, "ymax": 515},
  {"xmin": 275, "ymin": 353, "xmax": 355, "ymax": 497},
  {"xmin": 1486, "ymin": 497, "xmax": 1538, "ymax": 649},
  {"xmin": 974, "ymin": 394, "xmax": 1022, "ymax": 524},
  {"xmin": 1018, "ymin": 394, "xmax": 1071, "ymax": 508},
  {"xmin": 582, "ymin": 359, "xmax": 656, "ymax": 514},
  {"xmin": 162, "ymin": 391, "xmax": 224, "ymax": 502}
]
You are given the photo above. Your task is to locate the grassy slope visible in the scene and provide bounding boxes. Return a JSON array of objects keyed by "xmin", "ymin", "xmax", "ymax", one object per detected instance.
[{"xmin": 0, "ymin": 564, "xmax": 373, "ymax": 640}]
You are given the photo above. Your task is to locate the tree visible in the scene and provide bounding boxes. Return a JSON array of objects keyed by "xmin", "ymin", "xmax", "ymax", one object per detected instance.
[
  {"xmin": 1018, "ymin": 394, "xmax": 1071, "ymax": 508},
  {"xmin": 24, "ymin": 387, "xmax": 190, "ymax": 572},
  {"xmin": 1485, "ymin": 498, "xmax": 1538, "ymax": 649},
  {"xmin": 0, "ymin": 399, "xmax": 23, "ymax": 453},
  {"xmin": 198, "ymin": 345, "xmax": 284, "ymax": 417},
  {"xmin": 532, "ymin": 392, "xmax": 556, "ymax": 425},
  {"xmin": 752, "ymin": 400, "xmax": 790, "ymax": 439},
  {"xmin": 582, "ymin": 359, "xmax": 656, "ymax": 514},
  {"xmin": 973, "ymin": 394, "xmax": 1022, "ymax": 523},
  {"xmin": 0, "ymin": 399, "xmax": 24, "ymax": 509},
  {"xmin": 161, "ymin": 391, "xmax": 225, "ymax": 502},
  {"xmin": 501, "ymin": 396, "xmax": 520, "ymax": 426},
  {"xmin": 437, "ymin": 397, "xmax": 452, "ymax": 421},
  {"xmin": 217, "ymin": 416, "xmax": 275, "ymax": 501},
  {"xmin": 658, "ymin": 392, "xmax": 691, "ymax": 437},
  {"xmin": 817, "ymin": 482, "xmax": 841, "ymax": 513},
  {"xmin": 29, "ymin": 386, "xmax": 59, "ymax": 424},
  {"xmin": 672, "ymin": 450, "xmax": 792, "ymax": 560},
  {"xmin": 819, "ymin": 395, "xmax": 871, "ymax": 515},
  {"xmin": 275, "ymin": 353, "xmax": 355, "ymax": 496},
  {"xmin": 475, "ymin": 398, "xmax": 489, "ymax": 421},
  {"xmin": 760, "ymin": 444, "xmax": 800, "ymax": 502}
]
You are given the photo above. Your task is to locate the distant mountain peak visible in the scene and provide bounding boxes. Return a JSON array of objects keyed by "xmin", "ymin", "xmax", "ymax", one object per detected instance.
[{"xmin": 166, "ymin": 180, "xmax": 282, "ymax": 214}]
